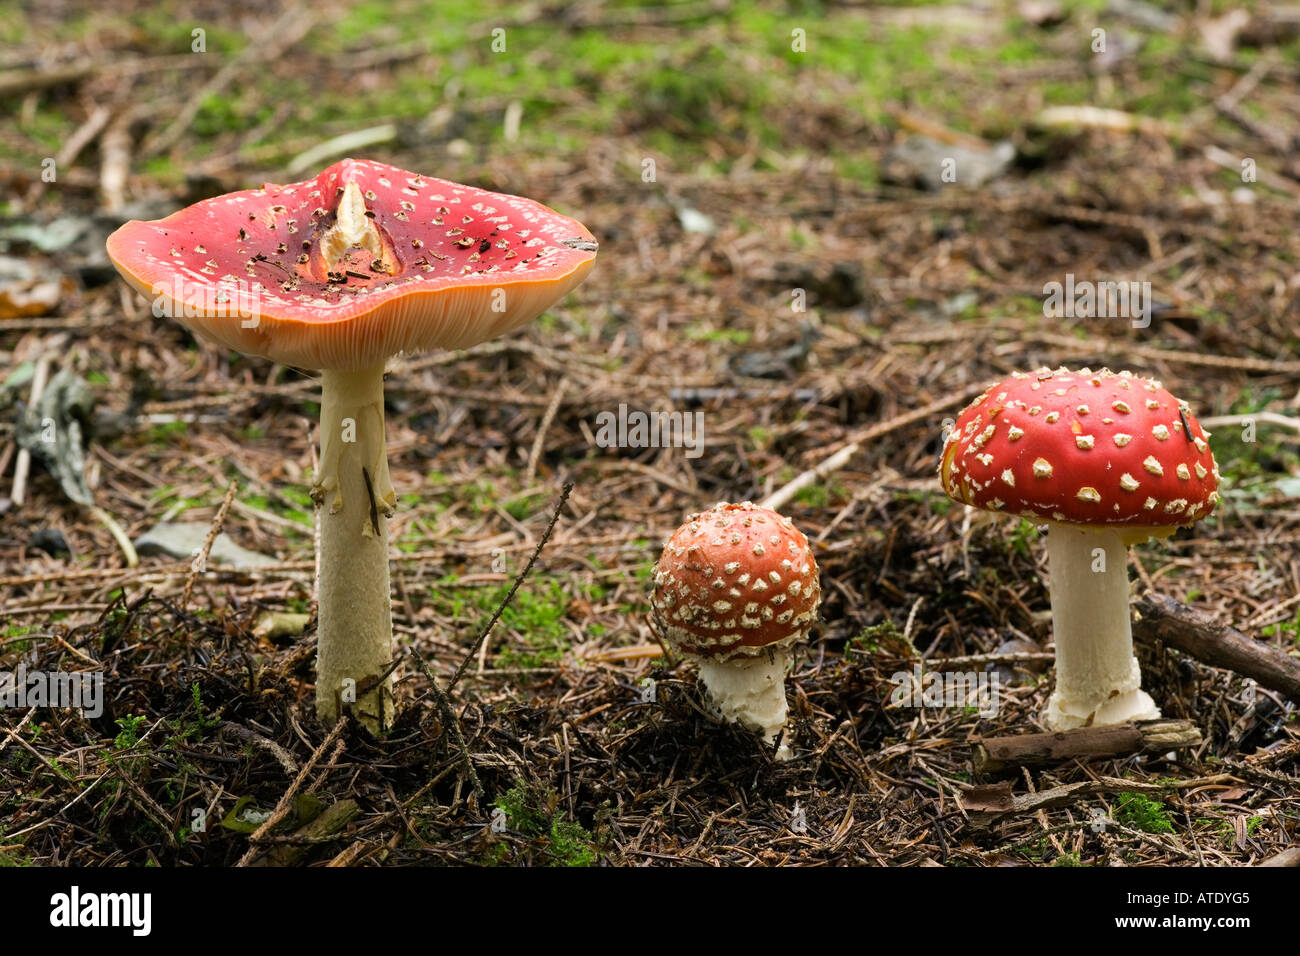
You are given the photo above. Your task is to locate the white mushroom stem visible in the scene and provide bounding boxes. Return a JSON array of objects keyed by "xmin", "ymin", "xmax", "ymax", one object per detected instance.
[
  {"xmin": 312, "ymin": 362, "xmax": 397, "ymax": 731},
  {"xmin": 1043, "ymin": 522, "xmax": 1159, "ymax": 730},
  {"xmin": 697, "ymin": 647, "xmax": 794, "ymax": 760}
]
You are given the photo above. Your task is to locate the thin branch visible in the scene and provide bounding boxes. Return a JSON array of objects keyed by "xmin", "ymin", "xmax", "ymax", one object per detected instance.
[
  {"xmin": 447, "ymin": 482, "xmax": 574, "ymax": 692},
  {"xmin": 407, "ymin": 647, "xmax": 481, "ymax": 798}
]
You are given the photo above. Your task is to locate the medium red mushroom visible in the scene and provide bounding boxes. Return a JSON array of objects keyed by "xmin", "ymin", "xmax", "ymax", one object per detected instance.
[
  {"xmin": 940, "ymin": 366, "xmax": 1220, "ymax": 729},
  {"xmin": 106, "ymin": 158, "xmax": 597, "ymax": 731},
  {"xmin": 650, "ymin": 502, "xmax": 821, "ymax": 758}
]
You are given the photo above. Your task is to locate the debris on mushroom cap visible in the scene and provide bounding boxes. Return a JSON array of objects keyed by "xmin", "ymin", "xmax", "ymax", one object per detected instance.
[
  {"xmin": 939, "ymin": 366, "xmax": 1221, "ymax": 529},
  {"xmin": 105, "ymin": 158, "xmax": 598, "ymax": 371},
  {"xmin": 650, "ymin": 502, "xmax": 821, "ymax": 659}
]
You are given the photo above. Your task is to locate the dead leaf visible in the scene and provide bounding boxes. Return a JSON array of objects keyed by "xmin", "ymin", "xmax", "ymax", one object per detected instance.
[{"xmin": 0, "ymin": 279, "xmax": 62, "ymax": 318}]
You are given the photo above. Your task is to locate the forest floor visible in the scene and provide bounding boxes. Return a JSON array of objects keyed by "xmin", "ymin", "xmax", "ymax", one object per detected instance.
[{"xmin": 1, "ymin": 0, "xmax": 1298, "ymax": 865}]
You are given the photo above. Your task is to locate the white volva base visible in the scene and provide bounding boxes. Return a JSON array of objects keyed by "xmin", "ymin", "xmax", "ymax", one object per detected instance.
[
  {"xmin": 698, "ymin": 648, "xmax": 794, "ymax": 760},
  {"xmin": 1043, "ymin": 523, "xmax": 1160, "ymax": 731}
]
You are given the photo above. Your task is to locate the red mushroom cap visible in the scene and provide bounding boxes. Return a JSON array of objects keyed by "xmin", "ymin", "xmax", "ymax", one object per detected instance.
[
  {"xmin": 105, "ymin": 158, "xmax": 597, "ymax": 370},
  {"xmin": 650, "ymin": 502, "xmax": 821, "ymax": 660},
  {"xmin": 939, "ymin": 366, "xmax": 1221, "ymax": 533}
]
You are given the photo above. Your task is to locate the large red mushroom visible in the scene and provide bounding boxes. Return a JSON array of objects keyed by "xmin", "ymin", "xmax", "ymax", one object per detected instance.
[
  {"xmin": 940, "ymin": 366, "xmax": 1220, "ymax": 729},
  {"xmin": 107, "ymin": 158, "xmax": 597, "ymax": 731}
]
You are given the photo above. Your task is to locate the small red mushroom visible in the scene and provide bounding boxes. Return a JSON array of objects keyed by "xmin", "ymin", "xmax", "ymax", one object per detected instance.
[
  {"xmin": 939, "ymin": 366, "xmax": 1220, "ymax": 729},
  {"xmin": 106, "ymin": 159, "xmax": 597, "ymax": 731},
  {"xmin": 651, "ymin": 502, "xmax": 821, "ymax": 758}
]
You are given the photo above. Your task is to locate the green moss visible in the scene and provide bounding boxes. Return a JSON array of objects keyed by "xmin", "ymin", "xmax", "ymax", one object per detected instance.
[
  {"xmin": 0, "ymin": 827, "xmax": 30, "ymax": 867},
  {"xmin": 1114, "ymin": 792, "xmax": 1175, "ymax": 835},
  {"xmin": 848, "ymin": 617, "xmax": 917, "ymax": 659},
  {"xmin": 145, "ymin": 420, "xmax": 189, "ymax": 444},
  {"xmin": 491, "ymin": 782, "xmax": 598, "ymax": 867},
  {"xmin": 1261, "ymin": 608, "xmax": 1300, "ymax": 644},
  {"xmin": 547, "ymin": 818, "xmax": 598, "ymax": 867},
  {"xmin": 113, "ymin": 714, "xmax": 146, "ymax": 750}
]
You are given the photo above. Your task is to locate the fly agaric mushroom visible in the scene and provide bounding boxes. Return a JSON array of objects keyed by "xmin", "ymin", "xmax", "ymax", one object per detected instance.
[
  {"xmin": 106, "ymin": 158, "xmax": 597, "ymax": 731},
  {"xmin": 939, "ymin": 366, "xmax": 1220, "ymax": 730},
  {"xmin": 650, "ymin": 502, "xmax": 821, "ymax": 758}
]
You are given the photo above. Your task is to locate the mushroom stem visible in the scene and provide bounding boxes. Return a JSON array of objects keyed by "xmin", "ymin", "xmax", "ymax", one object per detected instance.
[
  {"xmin": 313, "ymin": 362, "xmax": 397, "ymax": 731},
  {"xmin": 697, "ymin": 648, "xmax": 794, "ymax": 759},
  {"xmin": 1043, "ymin": 522, "xmax": 1159, "ymax": 730}
]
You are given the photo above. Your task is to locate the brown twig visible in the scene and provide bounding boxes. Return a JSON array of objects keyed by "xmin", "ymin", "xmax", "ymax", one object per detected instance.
[
  {"xmin": 1133, "ymin": 593, "xmax": 1300, "ymax": 703},
  {"xmin": 973, "ymin": 719, "xmax": 1202, "ymax": 773},
  {"xmin": 407, "ymin": 647, "xmax": 482, "ymax": 798},
  {"xmin": 235, "ymin": 715, "xmax": 347, "ymax": 866},
  {"xmin": 447, "ymin": 482, "xmax": 574, "ymax": 692},
  {"xmin": 761, "ymin": 385, "xmax": 989, "ymax": 512},
  {"xmin": 182, "ymin": 480, "xmax": 238, "ymax": 612}
]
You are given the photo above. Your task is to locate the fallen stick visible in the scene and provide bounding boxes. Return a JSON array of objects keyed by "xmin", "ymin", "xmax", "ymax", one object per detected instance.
[
  {"xmin": 98, "ymin": 111, "xmax": 132, "ymax": 213},
  {"xmin": 0, "ymin": 62, "xmax": 93, "ymax": 97},
  {"xmin": 24, "ymin": 105, "xmax": 113, "ymax": 206},
  {"xmin": 182, "ymin": 480, "xmax": 238, "ymax": 610},
  {"xmin": 219, "ymin": 721, "xmax": 299, "ymax": 776},
  {"xmin": 447, "ymin": 482, "xmax": 573, "ymax": 692},
  {"xmin": 962, "ymin": 774, "xmax": 1235, "ymax": 825},
  {"xmin": 886, "ymin": 105, "xmax": 998, "ymax": 151},
  {"xmin": 10, "ymin": 351, "xmax": 53, "ymax": 508},
  {"xmin": 0, "ymin": 53, "xmax": 216, "ymax": 98},
  {"xmin": 1033, "ymin": 105, "xmax": 1186, "ymax": 140},
  {"xmin": 1197, "ymin": 410, "xmax": 1300, "ymax": 438},
  {"xmin": 236, "ymin": 715, "xmax": 347, "ymax": 867},
  {"xmin": 88, "ymin": 504, "xmax": 138, "ymax": 568},
  {"xmin": 1133, "ymin": 593, "xmax": 1300, "ymax": 703},
  {"xmin": 326, "ymin": 839, "xmax": 369, "ymax": 867},
  {"xmin": 973, "ymin": 719, "xmax": 1201, "ymax": 773},
  {"xmin": 285, "ymin": 123, "xmax": 397, "ymax": 176},
  {"xmin": 252, "ymin": 799, "xmax": 360, "ymax": 867},
  {"xmin": 524, "ymin": 377, "xmax": 567, "ymax": 485},
  {"xmin": 408, "ymin": 646, "xmax": 482, "ymax": 799},
  {"xmin": 760, "ymin": 384, "xmax": 990, "ymax": 513}
]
